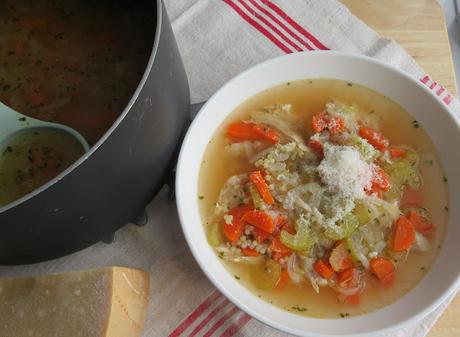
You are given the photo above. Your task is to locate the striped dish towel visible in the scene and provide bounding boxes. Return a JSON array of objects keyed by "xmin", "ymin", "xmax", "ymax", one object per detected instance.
[{"xmin": 0, "ymin": 1, "xmax": 457, "ymax": 337}]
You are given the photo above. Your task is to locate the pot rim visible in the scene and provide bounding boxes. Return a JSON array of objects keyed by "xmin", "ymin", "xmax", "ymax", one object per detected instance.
[{"xmin": 0, "ymin": 0, "xmax": 164, "ymax": 214}]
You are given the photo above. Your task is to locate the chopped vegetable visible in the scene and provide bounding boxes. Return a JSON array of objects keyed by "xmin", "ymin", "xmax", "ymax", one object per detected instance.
[
  {"xmin": 337, "ymin": 268, "xmax": 361, "ymax": 290},
  {"xmin": 369, "ymin": 166, "xmax": 390, "ymax": 193},
  {"xmin": 227, "ymin": 121, "xmax": 280, "ymax": 144},
  {"xmin": 242, "ymin": 210, "xmax": 275, "ymax": 233},
  {"xmin": 275, "ymin": 269, "xmax": 290, "ymax": 290},
  {"xmin": 358, "ymin": 126, "xmax": 389, "ymax": 151},
  {"xmin": 248, "ymin": 183, "xmax": 266, "ymax": 210},
  {"xmin": 242, "ymin": 247, "xmax": 260, "ymax": 257},
  {"xmin": 407, "ymin": 210, "xmax": 433, "ymax": 234},
  {"xmin": 280, "ymin": 216, "xmax": 315, "ymax": 252},
  {"xmin": 312, "ymin": 112, "xmax": 345, "ymax": 134},
  {"xmin": 393, "ymin": 216, "xmax": 416, "ymax": 251},
  {"xmin": 249, "ymin": 171, "xmax": 274, "ymax": 205},
  {"xmin": 269, "ymin": 235, "xmax": 292, "ymax": 255},
  {"xmin": 314, "ymin": 259, "xmax": 335, "ymax": 279},
  {"xmin": 329, "ymin": 243, "xmax": 353, "ymax": 272},
  {"xmin": 390, "ymin": 147, "xmax": 406, "ymax": 159},
  {"xmin": 370, "ymin": 257, "xmax": 395, "ymax": 287},
  {"xmin": 339, "ymin": 293, "xmax": 360, "ymax": 305},
  {"xmin": 325, "ymin": 213, "xmax": 360, "ymax": 240},
  {"xmin": 250, "ymin": 259, "xmax": 282, "ymax": 290},
  {"xmin": 308, "ymin": 139, "xmax": 324, "ymax": 158},
  {"xmin": 223, "ymin": 204, "xmax": 253, "ymax": 243}
]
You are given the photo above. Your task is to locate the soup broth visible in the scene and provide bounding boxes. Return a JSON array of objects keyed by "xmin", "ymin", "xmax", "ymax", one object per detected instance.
[{"xmin": 199, "ymin": 79, "xmax": 448, "ymax": 318}]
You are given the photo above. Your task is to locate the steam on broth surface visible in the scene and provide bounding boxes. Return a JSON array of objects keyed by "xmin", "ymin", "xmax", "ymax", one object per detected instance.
[{"xmin": 199, "ymin": 79, "xmax": 448, "ymax": 318}]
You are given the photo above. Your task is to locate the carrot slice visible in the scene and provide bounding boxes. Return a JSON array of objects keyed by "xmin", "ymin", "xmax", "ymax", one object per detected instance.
[
  {"xmin": 337, "ymin": 268, "xmax": 360, "ymax": 289},
  {"xmin": 249, "ymin": 171, "xmax": 274, "ymax": 205},
  {"xmin": 226, "ymin": 122, "xmax": 279, "ymax": 144},
  {"xmin": 252, "ymin": 227, "xmax": 271, "ymax": 243},
  {"xmin": 368, "ymin": 166, "xmax": 390, "ymax": 193},
  {"xmin": 242, "ymin": 247, "xmax": 260, "ymax": 257},
  {"xmin": 269, "ymin": 235, "xmax": 292, "ymax": 255},
  {"xmin": 400, "ymin": 189, "xmax": 423, "ymax": 207},
  {"xmin": 311, "ymin": 112, "xmax": 345, "ymax": 134},
  {"xmin": 314, "ymin": 259, "xmax": 335, "ymax": 279},
  {"xmin": 308, "ymin": 139, "xmax": 324, "ymax": 158},
  {"xmin": 390, "ymin": 147, "xmax": 406, "ymax": 159},
  {"xmin": 275, "ymin": 269, "xmax": 290, "ymax": 290},
  {"xmin": 329, "ymin": 244, "xmax": 353, "ymax": 272},
  {"xmin": 223, "ymin": 204, "xmax": 253, "ymax": 243},
  {"xmin": 358, "ymin": 126, "xmax": 389, "ymax": 151},
  {"xmin": 407, "ymin": 210, "xmax": 434, "ymax": 234},
  {"xmin": 393, "ymin": 216, "xmax": 416, "ymax": 251},
  {"xmin": 370, "ymin": 257, "xmax": 396, "ymax": 287},
  {"xmin": 340, "ymin": 293, "xmax": 360, "ymax": 305},
  {"xmin": 242, "ymin": 210, "xmax": 275, "ymax": 233}
]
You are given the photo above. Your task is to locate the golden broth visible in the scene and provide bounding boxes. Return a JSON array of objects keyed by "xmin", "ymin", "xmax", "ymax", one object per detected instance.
[{"xmin": 198, "ymin": 79, "xmax": 448, "ymax": 318}]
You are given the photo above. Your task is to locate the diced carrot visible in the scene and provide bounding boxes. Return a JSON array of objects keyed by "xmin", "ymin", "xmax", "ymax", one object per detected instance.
[
  {"xmin": 275, "ymin": 269, "xmax": 290, "ymax": 290},
  {"xmin": 226, "ymin": 122, "xmax": 279, "ymax": 144},
  {"xmin": 358, "ymin": 126, "xmax": 389, "ymax": 151},
  {"xmin": 400, "ymin": 189, "xmax": 424, "ymax": 207},
  {"xmin": 274, "ymin": 214, "xmax": 289, "ymax": 229},
  {"xmin": 269, "ymin": 235, "xmax": 292, "ymax": 255},
  {"xmin": 390, "ymin": 147, "xmax": 406, "ymax": 159},
  {"xmin": 252, "ymin": 227, "xmax": 271, "ymax": 243},
  {"xmin": 393, "ymin": 216, "xmax": 416, "ymax": 252},
  {"xmin": 242, "ymin": 210, "xmax": 275, "ymax": 233},
  {"xmin": 311, "ymin": 112, "xmax": 345, "ymax": 134},
  {"xmin": 368, "ymin": 166, "xmax": 390, "ymax": 193},
  {"xmin": 249, "ymin": 171, "xmax": 274, "ymax": 205},
  {"xmin": 223, "ymin": 204, "xmax": 254, "ymax": 243},
  {"xmin": 370, "ymin": 257, "xmax": 396, "ymax": 287},
  {"xmin": 337, "ymin": 268, "xmax": 361, "ymax": 289},
  {"xmin": 272, "ymin": 251, "xmax": 291, "ymax": 262},
  {"xmin": 340, "ymin": 293, "xmax": 360, "ymax": 305},
  {"xmin": 407, "ymin": 210, "xmax": 434, "ymax": 234},
  {"xmin": 242, "ymin": 247, "xmax": 260, "ymax": 257},
  {"xmin": 314, "ymin": 259, "xmax": 335, "ymax": 279},
  {"xmin": 312, "ymin": 112, "xmax": 329, "ymax": 133},
  {"xmin": 308, "ymin": 139, "xmax": 324, "ymax": 159},
  {"xmin": 329, "ymin": 244, "xmax": 353, "ymax": 272}
]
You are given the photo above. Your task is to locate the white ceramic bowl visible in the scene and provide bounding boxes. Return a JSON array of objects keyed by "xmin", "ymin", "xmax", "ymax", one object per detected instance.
[{"xmin": 176, "ymin": 51, "xmax": 460, "ymax": 337}]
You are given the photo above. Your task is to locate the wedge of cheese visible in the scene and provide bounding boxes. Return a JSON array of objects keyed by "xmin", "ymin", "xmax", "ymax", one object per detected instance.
[{"xmin": 0, "ymin": 267, "xmax": 150, "ymax": 337}]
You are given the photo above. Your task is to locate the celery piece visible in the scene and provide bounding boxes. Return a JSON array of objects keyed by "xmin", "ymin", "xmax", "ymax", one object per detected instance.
[
  {"xmin": 348, "ymin": 135, "xmax": 379, "ymax": 163},
  {"xmin": 206, "ymin": 222, "xmax": 224, "ymax": 247},
  {"xmin": 384, "ymin": 151, "xmax": 422, "ymax": 190},
  {"xmin": 325, "ymin": 213, "xmax": 360, "ymax": 240},
  {"xmin": 345, "ymin": 231, "xmax": 369, "ymax": 268},
  {"xmin": 353, "ymin": 202, "xmax": 372, "ymax": 225},
  {"xmin": 280, "ymin": 215, "xmax": 315, "ymax": 252},
  {"xmin": 250, "ymin": 259, "xmax": 282, "ymax": 290},
  {"xmin": 248, "ymin": 183, "xmax": 266, "ymax": 210}
]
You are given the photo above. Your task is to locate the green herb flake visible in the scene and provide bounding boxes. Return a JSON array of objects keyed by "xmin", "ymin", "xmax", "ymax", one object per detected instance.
[
  {"xmin": 339, "ymin": 312, "xmax": 350, "ymax": 318},
  {"xmin": 286, "ymin": 82, "xmax": 291, "ymax": 86},
  {"xmin": 443, "ymin": 176, "xmax": 448, "ymax": 182},
  {"xmin": 369, "ymin": 109, "xmax": 375, "ymax": 114},
  {"xmin": 420, "ymin": 267, "xmax": 426, "ymax": 271},
  {"xmin": 347, "ymin": 83, "xmax": 353, "ymax": 87},
  {"xmin": 291, "ymin": 306, "xmax": 308, "ymax": 312},
  {"xmin": 412, "ymin": 120, "xmax": 420, "ymax": 129},
  {"xmin": 18, "ymin": 117, "xmax": 26, "ymax": 122},
  {"xmin": 234, "ymin": 275, "xmax": 240, "ymax": 280},
  {"xmin": 445, "ymin": 206, "xmax": 449, "ymax": 212},
  {"xmin": 198, "ymin": 195, "xmax": 204, "ymax": 200},
  {"xmin": 218, "ymin": 252, "xmax": 225, "ymax": 259}
]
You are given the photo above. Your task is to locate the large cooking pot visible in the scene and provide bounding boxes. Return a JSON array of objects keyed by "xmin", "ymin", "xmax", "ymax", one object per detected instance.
[{"xmin": 0, "ymin": 0, "xmax": 189, "ymax": 264}]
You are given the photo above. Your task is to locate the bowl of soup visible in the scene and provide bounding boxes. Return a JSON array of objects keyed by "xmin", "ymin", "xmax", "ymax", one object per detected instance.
[{"xmin": 176, "ymin": 51, "xmax": 460, "ymax": 336}]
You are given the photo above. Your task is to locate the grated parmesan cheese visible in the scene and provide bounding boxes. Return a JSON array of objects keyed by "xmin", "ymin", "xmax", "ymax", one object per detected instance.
[{"xmin": 318, "ymin": 144, "xmax": 373, "ymax": 199}]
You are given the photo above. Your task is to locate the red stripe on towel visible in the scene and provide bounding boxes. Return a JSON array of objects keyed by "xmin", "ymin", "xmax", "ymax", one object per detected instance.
[
  {"xmin": 259, "ymin": 0, "xmax": 329, "ymax": 50},
  {"xmin": 420, "ymin": 75, "xmax": 430, "ymax": 84},
  {"xmin": 189, "ymin": 298, "xmax": 230, "ymax": 337},
  {"xmin": 223, "ymin": 0, "xmax": 292, "ymax": 53},
  {"xmin": 247, "ymin": 0, "xmax": 314, "ymax": 50},
  {"xmin": 168, "ymin": 290, "xmax": 222, "ymax": 337},
  {"xmin": 218, "ymin": 313, "xmax": 252, "ymax": 337},
  {"xmin": 444, "ymin": 94, "xmax": 453, "ymax": 105},
  {"xmin": 203, "ymin": 306, "xmax": 240, "ymax": 337},
  {"xmin": 238, "ymin": 0, "xmax": 303, "ymax": 52},
  {"xmin": 436, "ymin": 86, "xmax": 445, "ymax": 96},
  {"xmin": 429, "ymin": 81, "xmax": 437, "ymax": 90}
]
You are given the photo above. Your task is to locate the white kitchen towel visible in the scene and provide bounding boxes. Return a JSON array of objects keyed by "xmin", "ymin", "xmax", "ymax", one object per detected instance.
[{"xmin": 0, "ymin": 1, "xmax": 458, "ymax": 337}]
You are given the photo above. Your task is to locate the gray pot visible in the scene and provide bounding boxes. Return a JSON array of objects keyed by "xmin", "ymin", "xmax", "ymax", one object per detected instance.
[{"xmin": 0, "ymin": 0, "xmax": 190, "ymax": 264}]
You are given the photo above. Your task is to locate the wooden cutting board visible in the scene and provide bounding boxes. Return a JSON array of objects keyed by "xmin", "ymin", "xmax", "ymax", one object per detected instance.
[{"xmin": 339, "ymin": 1, "xmax": 459, "ymax": 336}]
